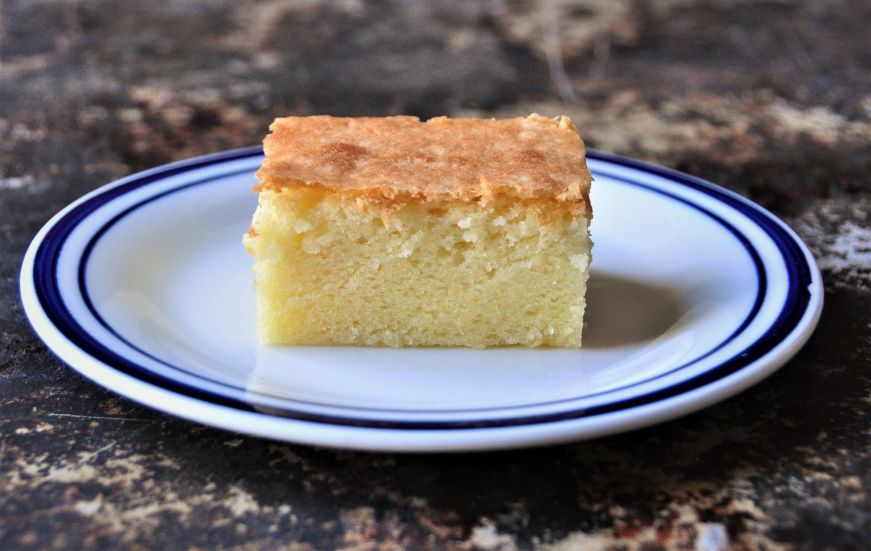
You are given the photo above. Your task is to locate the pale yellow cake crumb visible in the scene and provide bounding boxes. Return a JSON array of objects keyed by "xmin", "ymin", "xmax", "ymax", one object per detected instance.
[{"xmin": 245, "ymin": 115, "xmax": 593, "ymax": 347}]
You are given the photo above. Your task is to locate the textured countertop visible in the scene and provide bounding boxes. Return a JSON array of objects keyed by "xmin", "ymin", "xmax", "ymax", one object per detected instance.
[{"xmin": 1, "ymin": 1, "xmax": 869, "ymax": 549}]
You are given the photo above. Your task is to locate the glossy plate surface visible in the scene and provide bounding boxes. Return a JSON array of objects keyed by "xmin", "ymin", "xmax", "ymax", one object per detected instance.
[{"xmin": 20, "ymin": 147, "xmax": 823, "ymax": 451}]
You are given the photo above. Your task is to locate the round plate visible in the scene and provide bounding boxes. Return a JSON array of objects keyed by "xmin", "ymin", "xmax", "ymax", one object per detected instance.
[{"xmin": 20, "ymin": 147, "xmax": 823, "ymax": 452}]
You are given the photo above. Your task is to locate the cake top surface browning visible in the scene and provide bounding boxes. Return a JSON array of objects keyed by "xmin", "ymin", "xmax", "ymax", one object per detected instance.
[{"xmin": 256, "ymin": 114, "xmax": 591, "ymax": 214}]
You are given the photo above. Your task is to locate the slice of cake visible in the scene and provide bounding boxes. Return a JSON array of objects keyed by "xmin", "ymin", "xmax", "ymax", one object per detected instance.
[{"xmin": 244, "ymin": 114, "xmax": 593, "ymax": 347}]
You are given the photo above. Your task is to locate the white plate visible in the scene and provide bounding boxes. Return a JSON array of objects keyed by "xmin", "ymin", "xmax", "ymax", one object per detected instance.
[{"xmin": 20, "ymin": 147, "xmax": 823, "ymax": 452}]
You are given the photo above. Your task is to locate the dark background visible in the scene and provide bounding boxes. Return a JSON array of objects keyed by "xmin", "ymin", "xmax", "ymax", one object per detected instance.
[{"xmin": 1, "ymin": 1, "xmax": 869, "ymax": 549}]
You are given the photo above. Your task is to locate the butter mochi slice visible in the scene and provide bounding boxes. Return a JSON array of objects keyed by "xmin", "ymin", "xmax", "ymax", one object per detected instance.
[{"xmin": 244, "ymin": 114, "xmax": 593, "ymax": 347}]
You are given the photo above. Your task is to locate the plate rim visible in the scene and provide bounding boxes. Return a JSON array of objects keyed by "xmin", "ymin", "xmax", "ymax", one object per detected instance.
[
  {"xmin": 19, "ymin": 147, "xmax": 824, "ymax": 451},
  {"xmin": 76, "ymin": 161, "xmax": 768, "ymax": 418}
]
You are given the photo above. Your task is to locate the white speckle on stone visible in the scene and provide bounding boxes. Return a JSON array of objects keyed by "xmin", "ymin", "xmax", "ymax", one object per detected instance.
[
  {"xmin": 542, "ymin": 531, "xmax": 615, "ymax": 551},
  {"xmin": 226, "ymin": 486, "xmax": 260, "ymax": 517},
  {"xmin": 457, "ymin": 216, "xmax": 472, "ymax": 229},
  {"xmin": 767, "ymin": 100, "xmax": 848, "ymax": 145},
  {"xmin": 697, "ymin": 523, "xmax": 730, "ymax": 551},
  {"xmin": 0, "ymin": 176, "xmax": 33, "ymax": 190},
  {"xmin": 816, "ymin": 222, "xmax": 871, "ymax": 273},
  {"xmin": 468, "ymin": 518, "xmax": 517, "ymax": 550},
  {"xmin": 73, "ymin": 495, "xmax": 103, "ymax": 516}
]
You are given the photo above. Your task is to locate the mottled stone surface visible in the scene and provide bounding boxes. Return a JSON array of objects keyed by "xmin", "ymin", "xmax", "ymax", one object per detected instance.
[{"xmin": 1, "ymin": 1, "xmax": 869, "ymax": 549}]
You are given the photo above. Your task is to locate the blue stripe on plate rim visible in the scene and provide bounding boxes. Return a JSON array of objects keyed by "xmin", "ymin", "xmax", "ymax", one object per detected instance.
[{"xmin": 25, "ymin": 147, "xmax": 818, "ymax": 430}]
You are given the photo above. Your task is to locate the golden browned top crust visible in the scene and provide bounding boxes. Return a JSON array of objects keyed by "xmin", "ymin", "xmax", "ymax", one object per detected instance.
[{"xmin": 256, "ymin": 114, "xmax": 592, "ymax": 215}]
